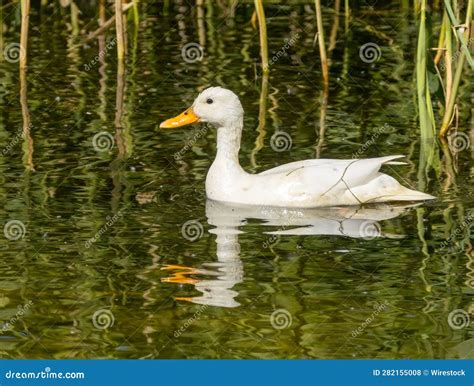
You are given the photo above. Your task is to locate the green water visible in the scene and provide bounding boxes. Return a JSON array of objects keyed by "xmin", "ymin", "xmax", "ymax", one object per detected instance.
[{"xmin": 0, "ymin": 1, "xmax": 472, "ymax": 359}]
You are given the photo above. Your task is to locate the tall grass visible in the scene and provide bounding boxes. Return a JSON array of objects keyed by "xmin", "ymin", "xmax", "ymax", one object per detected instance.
[
  {"xmin": 417, "ymin": 0, "xmax": 473, "ymax": 138},
  {"xmin": 416, "ymin": 0, "xmax": 436, "ymax": 139},
  {"xmin": 8, "ymin": 0, "xmax": 474, "ymax": 156},
  {"xmin": 438, "ymin": 0, "xmax": 473, "ymax": 136}
]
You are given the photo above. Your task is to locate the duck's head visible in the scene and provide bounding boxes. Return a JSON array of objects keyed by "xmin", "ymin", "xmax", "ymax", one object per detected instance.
[{"xmin": 160, "ymin": 87, "xmax": 244, "ymax": 129}]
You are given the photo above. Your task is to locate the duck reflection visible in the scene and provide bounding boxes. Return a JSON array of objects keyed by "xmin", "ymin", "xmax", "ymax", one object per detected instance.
[{"xmin": 161, "ymin": 200, "xmax": 418, "ymax": 308}]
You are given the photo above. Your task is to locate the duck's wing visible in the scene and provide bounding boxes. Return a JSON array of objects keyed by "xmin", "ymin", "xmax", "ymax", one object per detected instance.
[
  {"xmin": 326, "ymin": 155, "xmax": 408, "ymax": 189},
  {"xmin": 258, "ymin": 158, "xmax": 348, "ymax": 176},
  {"xmin": 254, "ymin": 155, "xmax": 433, "ymax": 206},
  {"xmin": 258, "ymin": 155, "xmax": 406, "ymax": 188}
]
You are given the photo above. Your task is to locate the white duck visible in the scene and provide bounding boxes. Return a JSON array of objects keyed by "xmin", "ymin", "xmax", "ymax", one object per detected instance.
[{"xmin": 160, "ymin": 87, "xmax": 435, "ymax": 208}]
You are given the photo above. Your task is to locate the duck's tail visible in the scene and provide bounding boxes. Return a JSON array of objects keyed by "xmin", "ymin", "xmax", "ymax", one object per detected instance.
[
  {"xmin": 353, "ymin": 173, "xmax": 436, "ymax": 203},
  {"xmin": 383, "ymin": 187, "xmax": 436, "ymax": 202}
]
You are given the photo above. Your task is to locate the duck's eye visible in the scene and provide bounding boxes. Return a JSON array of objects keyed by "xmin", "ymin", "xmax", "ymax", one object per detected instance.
[{"xmin": 206, "ymin": 98, "xmax": 214, "ymax": 104}]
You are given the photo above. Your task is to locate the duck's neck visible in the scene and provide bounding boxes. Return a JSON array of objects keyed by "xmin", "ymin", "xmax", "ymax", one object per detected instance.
[
  {"xmin": 214, "ymin": 118, "xmax": 243, "ymax": 166},
  {"xmin": 206, "ymin": 118, "xmax": 245, "ymax": 200}
]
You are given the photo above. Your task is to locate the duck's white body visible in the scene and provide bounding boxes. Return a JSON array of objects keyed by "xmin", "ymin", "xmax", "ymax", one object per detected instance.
[{"xmin": 161, "ymin": 87, "xmax": 435, "ymax": 208}]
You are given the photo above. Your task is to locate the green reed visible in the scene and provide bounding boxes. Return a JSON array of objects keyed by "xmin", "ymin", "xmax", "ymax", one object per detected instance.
[
  {"xmin": 417, "ymin": 0, "xmax": 473, "ymax": 138},
  {"xmin": 254, "ymin": 0, "xmax": 269, "ymax": 73},
  {"xmin": 416, "ymin": 0, "xmax": 436, "ymax": 139},
  {"xmin": 9, "ymin": 0, "xmax": 474, "ymax": 146},
  {"xmin": 314, "ymin": 0, "xmax": 329, "ymax": 91}
]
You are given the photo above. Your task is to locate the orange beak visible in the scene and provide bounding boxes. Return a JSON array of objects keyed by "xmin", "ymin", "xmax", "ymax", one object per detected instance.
[{"xmin": 160, "ymin": 107, "xmax": 200, "ymax": 129}]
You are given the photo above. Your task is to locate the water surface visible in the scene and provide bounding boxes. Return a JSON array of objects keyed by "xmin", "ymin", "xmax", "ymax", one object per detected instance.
[{"xmin": 0, "ymin": 1, "xmax": 472, "ymax": 359}]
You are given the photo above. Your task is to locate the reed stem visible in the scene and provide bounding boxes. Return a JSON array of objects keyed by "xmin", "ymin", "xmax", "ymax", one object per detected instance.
[
  {"xmin": 315, "ymin": 0, "xmax": 329, "ymax": 90},
  {"xmin": 132, "ymin": 0, "xmax": 139, "ymax": 27},
  {"xmin": 20, "ymin": 0, "xmax": 29, "ymax": 69},
  {"xmin": 20, "ymin": 67, "xmax": 34, "ymax": 170},
  {"xmin": 328, "ymin": 0, "xmax": 341, "ymax": 55},
  {"xmin": 116, "ymin": 0, "xmax": 125, "ymax": 60},
  {"xmin": 444, "ymin": 11, "xmax": 453, "ymax": 113},
  {"xmin": 254, "ymin": 0, "xmax": 269, "ymax": 73},
  {"xmin": 433, "ymin": 11, "xmax": 447, "ymax": 65},
  {"xmin": 439, "ymin": 53, "xmax": 466, "ymax": 136},
  {"xmin": 439, "ymin": 0, "xmax": 473, "ymax": 136},
  {"xmin": 443, "ymin": 0, "xmax": 474, "ymax": 70},
  {"xmin": 416, "ymin": 0, "xmax": 436, "ymax": 138},
  {"xmin": 344, "ymin": 0, "xmax": 349, "ymax": 33},
  {"xmin": 85, "ymin": 3, "xmax": 134, "ymax": 42}
]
